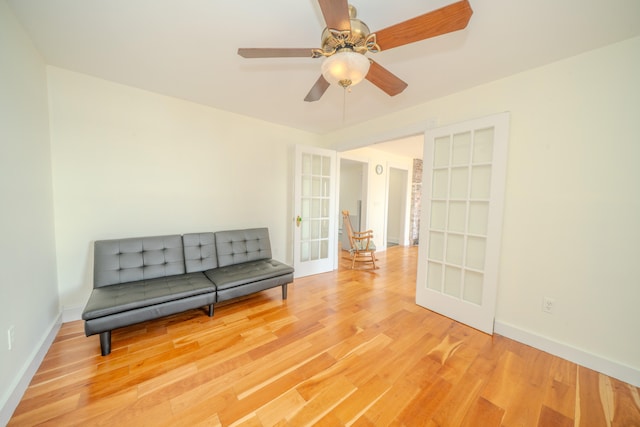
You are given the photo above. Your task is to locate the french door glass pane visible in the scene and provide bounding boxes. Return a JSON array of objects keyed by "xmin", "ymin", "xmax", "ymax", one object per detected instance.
[
  {"xmin": 468, "ymin": 202, "xmax": 489, "ymax": 235},
  {"xmin": 446, "ymin": 234, "xmax": 464, "ymax": 266},
  {"xmin": 301, "ymin": 198, "xmax": 310, "ymax": 218},
  {"xmin": 429, "ymin": 231, "xmax": 445, "ymax": 260},
  {"xmin": 302, "ymin": 177, "xmax": 311, "ymax": 197},
  {"xmin": 311, "ymin": 241, "xmax": 319, "ymax": 260},
  {"xmin": 434, "ymin": 137, "xmax": 450, "ymax": 167},
  {"xmin": 311, "ymin": 219, "xmax": 320, "ymax": 239},
  {"xmin": 473, "ymin": 128, "xmax": 494, "ymax": 163},
  {"xmin": 430, "ymin": 201, "xmax": 447, "ymax": 230},
  {"xmin": 444, "ymin": 266, "xmax": 462, "ymax": 297},
  {"xmin": 322, "ymin": 199, "xmax": 329, "ymax": 217},
  {"xmin": 312, "ymin": 155, "xmax": 322, "ymax": 175},
  {"xmin": 427, "ymin": 262, "xmax": 443, "ymax": 291},
  {"xmin": 322, "ymin": 178, "xmax": 330, "ymax": 197},
  {"xmin": 312, "ymin": 199, "xmax": 321, "ymax": 217},
  {"xmin": 302, "ymin": 154, "xmax": 312, "ymax": 174},
  {"xmin": 466, "ymin": 236, "xmax": 486, "ymax": 270},
  {"xmin": 471, "ymin": 166, "xmax": 492, "ymax": 199},
  {"xmin": 320, "ymin": 240, "xmax": 328, "ymax": 259},
  {"xmin": 321, "ymin": 219, "xmax": 329, "ymax": 238},
  {"xmin": 433, "ymin": 170, "xmax": 449, "ymax": 199},
  {"xmin": 450, "ymin": 167, "xmax": 469, "ymax": 199},
  {"xmin": 448, "ymin": 201, "xmax": 466, "ymax": 233},
  {"xmin": 452, "ymin": 132, "xmax": 471, "ymax": 165},
  {"xmin": 463, "ymin": 270, "xmax": 483, "ymax": 305},
  {"xmin": 321, "ymin": 156, "xmax": 331, "ymax": 176},
  {"xmin": 312, "ymin": 177, "xmax": 321, "ymax": 196}
]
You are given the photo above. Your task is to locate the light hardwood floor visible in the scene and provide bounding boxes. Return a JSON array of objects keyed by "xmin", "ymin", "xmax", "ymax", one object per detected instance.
[{"xmin": 9, "ymin": 246, "xmax": 640, "ymax": 426}]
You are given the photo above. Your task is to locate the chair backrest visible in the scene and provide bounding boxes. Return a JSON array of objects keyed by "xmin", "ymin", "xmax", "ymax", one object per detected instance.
[{"xmin": 342, "ymin": 210, "xmax": 356, "ymax": 249}]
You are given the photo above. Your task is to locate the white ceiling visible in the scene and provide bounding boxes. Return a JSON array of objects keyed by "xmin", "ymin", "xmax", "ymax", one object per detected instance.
[{"xmin": 8, "ymin": 0, "xmax": 640, "ymax": 136}]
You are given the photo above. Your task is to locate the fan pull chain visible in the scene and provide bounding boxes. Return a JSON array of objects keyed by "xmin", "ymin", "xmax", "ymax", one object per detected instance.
[{"xmin": 342, "ymin": 86, "xmax": 347, "ymax": 123}]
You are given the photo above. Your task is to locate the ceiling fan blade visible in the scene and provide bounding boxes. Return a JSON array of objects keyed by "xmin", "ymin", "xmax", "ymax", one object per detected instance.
[
  {"xmin": 365, "ymin": 60, "xmax": 408, "ymax": 96},
  {"xmin": 304, "ymin": 75, "xmax": 331, "ymax": 102},
  {"xmin": 318, "ymin": 0, "xmax": 351, "ymax": 31},
  {"xmin": 237, "ymin": 48, "xmax": 315, "ymax": 58},
  {"xmin": 374, "ymin": 0, "xmax": 473, "ymax": 51}
]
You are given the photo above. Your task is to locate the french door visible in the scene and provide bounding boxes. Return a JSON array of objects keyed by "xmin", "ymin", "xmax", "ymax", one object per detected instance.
[
  {"xmin": 416, "ymin": 113, "xmax": 509, "ymax": 334},
  {"xmin": 293, "ymin": 145, "xmax": 338, "ymax": 277}
]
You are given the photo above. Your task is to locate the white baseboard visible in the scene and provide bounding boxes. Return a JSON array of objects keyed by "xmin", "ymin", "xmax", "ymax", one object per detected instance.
[
  {"xmin": 0, "ymin": 312, "xmax": 62, "ymax": 426},
  {"xmin": 494, "ymin": 320, "xmax": 640, "ymax": 387}
]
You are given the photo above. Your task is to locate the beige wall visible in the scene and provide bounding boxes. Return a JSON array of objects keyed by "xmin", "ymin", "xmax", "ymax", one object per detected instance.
[
  {"xmin": 47, "ymin": 67, "xmax": 321, "ymax": 311},
  {"xmin": 0, "ymin": 1, "xmax": 59, "ymax": 419},
  {"xmin": 325, "ymin": 37, "xmax": 640, "ymax": 376}
]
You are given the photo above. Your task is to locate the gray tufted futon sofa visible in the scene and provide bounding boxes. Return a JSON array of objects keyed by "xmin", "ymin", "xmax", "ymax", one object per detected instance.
[{"xmin": 82, "ymin": 228, "xmax": 293, "ymax": 355}]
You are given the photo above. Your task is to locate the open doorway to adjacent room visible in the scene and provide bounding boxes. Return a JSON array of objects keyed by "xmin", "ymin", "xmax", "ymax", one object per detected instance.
[{"xmin": 337, "ymin": 134, "xmax": 424, "ymax": 253}]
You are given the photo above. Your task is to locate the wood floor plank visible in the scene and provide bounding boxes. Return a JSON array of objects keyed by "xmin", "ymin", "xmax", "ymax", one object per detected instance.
[
  {"xmin": 329, "ymin": 375, "xmax": 391, "ymax": 425},
  {"xmin": 255, "ymin": 388, "xmax": 307, "ymax": 426},
  {"xmin": 8, "ymin": 246, "xmax": 640, "ymax": 426},
  {"xmin": 542, "ymin": 356, "xmax": 578, "ymax": 419},
  {"xmin": 430, "ymin": 373, "xmax": 486, "ymax": 426},
  {"xmin": 460, "ymin": 396, "xmax": 505, "ymax": 426},
  {"xmin": 288, "ymin": 375, "xmax": 358, "ymax": 426},
  {"xmin": 395, "ymin": 375, "xmax": 453, "ymax": 424}
]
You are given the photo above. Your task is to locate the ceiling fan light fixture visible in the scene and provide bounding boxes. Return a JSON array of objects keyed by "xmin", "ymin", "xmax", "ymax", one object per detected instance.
[{"xmin": 321, "ymin": 50, "xmax": 370, "ymax": 88}]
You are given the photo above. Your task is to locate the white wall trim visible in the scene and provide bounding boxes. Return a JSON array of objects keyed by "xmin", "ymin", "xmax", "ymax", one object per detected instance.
[
  {"xmin": 0, "ymin": 313, "xmax": 62, "ymax": 426},
  {"xmin": 494, "ymin": 320, "xmax": 640, "ymax": 387}
]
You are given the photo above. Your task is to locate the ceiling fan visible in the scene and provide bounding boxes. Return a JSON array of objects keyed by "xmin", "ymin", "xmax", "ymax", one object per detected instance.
[{"xmin": 238, "ymin": 0, "xmax": 473, "ymax": 102}]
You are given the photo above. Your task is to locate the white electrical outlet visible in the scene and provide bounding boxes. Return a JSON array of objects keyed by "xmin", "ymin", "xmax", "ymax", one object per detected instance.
[
  {"xmin": 542, "ymin": 297, "xmax": 555, "ymax": 314},
  {"xmin": 8, "ymin": 325, "xmax": 15, "ymax": 350}
]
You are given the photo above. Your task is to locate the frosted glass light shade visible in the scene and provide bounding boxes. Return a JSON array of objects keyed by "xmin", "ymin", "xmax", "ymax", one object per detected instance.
[{"xmin": 321, "ymin": 51, "xmax": 370, "ymax": 87}]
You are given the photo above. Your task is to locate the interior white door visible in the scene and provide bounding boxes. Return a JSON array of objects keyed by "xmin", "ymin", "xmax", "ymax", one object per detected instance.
[
  {"xmin": 293, "ymin": 145, "xmax": 338, "ymax": 278},
  {"xmin": 416, "ymin": 112, "xmax": 509, "ymax": 334}
]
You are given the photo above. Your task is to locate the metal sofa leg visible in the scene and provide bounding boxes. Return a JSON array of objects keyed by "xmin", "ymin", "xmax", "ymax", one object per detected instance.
[
  {"xmin": 208, "ymin": 303, "xmax": 214, "ymax": 317},
  {"xmin": 282, "ymin": 283, "xmax": 288, "ymax": 300},
  {"xmin": 100, "ymin": 331, "xmax": 111, "ymax": 356}
]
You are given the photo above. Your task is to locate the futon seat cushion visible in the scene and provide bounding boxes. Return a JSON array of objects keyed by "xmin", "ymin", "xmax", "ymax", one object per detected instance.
[
  {"xmin": 204, "ymin": 259, "xmax": 294, "ymax": 291},
  {"xmin": 82, "ymin": 273, "xmax": 215, "ymax": 320}
]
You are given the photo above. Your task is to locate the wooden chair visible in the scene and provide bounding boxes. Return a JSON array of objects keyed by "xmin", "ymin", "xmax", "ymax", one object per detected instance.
[{"xmin": 341, "ymin": 210, "xmax": 377, "ymax": 269}]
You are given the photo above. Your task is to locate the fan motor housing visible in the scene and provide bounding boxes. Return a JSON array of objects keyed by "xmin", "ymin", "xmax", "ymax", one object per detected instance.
[{"xmin": 320, "ymin": 5, "xmax": 371, "ymax": 53}]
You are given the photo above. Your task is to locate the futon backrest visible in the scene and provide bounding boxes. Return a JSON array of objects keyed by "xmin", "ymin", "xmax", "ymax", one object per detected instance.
[
  {"xmin": 214, "ymin": 228, "xmax": 272, "ymax": 267},
  {"xmin": 93, "ymin": 235, "xmax": 185, "ymax": 288},
  {"xmin": 182, "ymin": 232, "xmax": 218, "ymax": 273}
]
